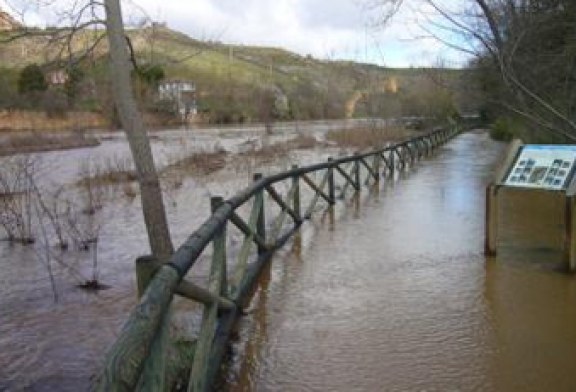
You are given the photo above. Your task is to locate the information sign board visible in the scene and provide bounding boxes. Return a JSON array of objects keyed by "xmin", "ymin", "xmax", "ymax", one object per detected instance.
[{"xmin": 504, "ymin": 145, "xmax": 576, "ymax": 190}]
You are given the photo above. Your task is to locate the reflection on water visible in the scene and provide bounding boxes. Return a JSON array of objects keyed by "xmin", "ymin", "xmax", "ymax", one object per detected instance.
[{"xmin": 224, "ymin": 132, "xmax": 576, "ymax": 392}]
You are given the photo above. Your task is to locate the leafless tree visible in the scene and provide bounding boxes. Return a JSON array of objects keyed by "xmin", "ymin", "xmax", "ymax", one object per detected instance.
[
  {"xmin": 104, "ymin": 0, "xmax": 173, "ymax": 258},
  {"xmin": 77, "ymin": 158, "xmax": 105, "ymax": 214},
  {"xmin": 33, "ymin": 198, "xmax": 60, "ymax": 302},
  {"xmin": 0, "ymin": 155, "xmax": 40, "ymax": 243},
  {"xmin": 3, "ymin": 0, "xmax": 175, "ymax": 259},
  {"xmin": 371, "ymin": 0, "xmax": 576, "ymax": 141},
  {"xmin": 30, "ymin": 182, "xmax": 70, "ymax": 249}
]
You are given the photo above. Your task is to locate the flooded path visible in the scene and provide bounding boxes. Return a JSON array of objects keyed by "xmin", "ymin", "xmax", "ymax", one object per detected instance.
[
  {"xmin": 0, "ymin": 119, "xmax": 380, "ymax": 390},
  {"xmin": 225, "ymin": 132, "xmax": 576, "ymax": 391}
]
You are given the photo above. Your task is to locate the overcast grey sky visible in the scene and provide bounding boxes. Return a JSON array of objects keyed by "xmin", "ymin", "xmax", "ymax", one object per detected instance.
[
  {"xmin": 132, "ymin": 0, "xmax": 466, "ymax": 67},
  {"xmin": 1, "ymin": 0, "xmax": 468, "ymax": 67}
]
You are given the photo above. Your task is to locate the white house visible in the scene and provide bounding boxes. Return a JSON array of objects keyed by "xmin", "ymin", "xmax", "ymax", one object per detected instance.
[
  {"xmin": 46, "ymin": 69, "xmax": 69, "ymax": 86},
  {"xmin": 158, "ymin": 80, "xmax": 197, "ymax": 120}
]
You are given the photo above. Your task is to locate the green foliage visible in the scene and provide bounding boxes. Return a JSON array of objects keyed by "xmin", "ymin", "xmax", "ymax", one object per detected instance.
[
  {"xmin": 489, "ymin": 117, "xmax": 516, "ymax": 142},
  {"xmin": 137, "ymin": 64, "xmax": 165, "ymax": 86},
  {"xmin": 0, "ymin": 67, "xmax": 20, "ymax": 109},
  {"xmin": 17, "ymin": 64, "xmax": 47, "ymax": 94},
  {"xmin": 165, "ymin": 338, "xmax": 196, "ymax": 390},
  {"xmin": 399, "ymin": 85, "xmax": 457, "ymax": 121},
  {"xmin": 0, "ymin": 26, "xmax": 471, "ymax": 125},
  {"xmin": 64, "ymin": 65, "xmax": 84, "ymax": 101}
]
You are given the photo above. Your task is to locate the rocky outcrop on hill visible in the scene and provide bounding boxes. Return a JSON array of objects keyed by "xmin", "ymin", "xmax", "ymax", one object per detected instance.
[{"xmin": 0, "ymin": 9, "xmax": 21, "ymax": 31}]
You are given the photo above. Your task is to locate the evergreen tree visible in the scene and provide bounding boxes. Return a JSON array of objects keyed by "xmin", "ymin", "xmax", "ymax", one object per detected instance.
[{"xmin": 17, "ymin": 64, "xmax": 47, "ymax": 94}]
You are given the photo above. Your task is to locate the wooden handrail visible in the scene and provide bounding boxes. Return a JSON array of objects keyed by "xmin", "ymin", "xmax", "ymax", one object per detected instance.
[{"xmin": 98, "ymin": 124, "xmax": 461, "ymax": 391}]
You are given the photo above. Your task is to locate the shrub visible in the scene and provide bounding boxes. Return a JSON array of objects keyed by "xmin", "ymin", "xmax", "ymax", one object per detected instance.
[
  {"xmin": 490, "ymin": 117, "xmax": 516, "ymax": 142},
  {"xmin": 42, "ymin": 89, "xmax": 68, "ymax": 118},
  {"xmin": 17, "ymin": 64, "xmax": 47, "ymax": 94},
  {"xmin": 326, "ymin": 126, "xmax": 409, "ymax": 149}
]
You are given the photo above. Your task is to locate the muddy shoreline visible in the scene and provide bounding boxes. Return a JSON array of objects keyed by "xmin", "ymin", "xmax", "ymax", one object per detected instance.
[
  {"xmin": 0, "ymin": 109, "xmax": 190, "ymax": 134},
  {"xmin": 0, "ymin": 135, "xmax": 101, "ymax": 156}
]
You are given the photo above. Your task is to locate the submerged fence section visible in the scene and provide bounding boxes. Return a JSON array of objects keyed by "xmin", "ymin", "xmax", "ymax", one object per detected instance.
[{"xmin": 97, "ymin": 125, "xmax": 460, "ymax": 391}]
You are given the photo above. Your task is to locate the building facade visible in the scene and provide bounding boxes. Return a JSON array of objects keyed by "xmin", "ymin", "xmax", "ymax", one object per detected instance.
[{"xmin": 158, "ymin": 80, "xmax": 197, "ymax": 120}]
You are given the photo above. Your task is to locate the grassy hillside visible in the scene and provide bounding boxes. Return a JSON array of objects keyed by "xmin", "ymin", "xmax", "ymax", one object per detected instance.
[{"xmin": 0, "ymin": 26, "xmax": 474, "ymax": 124}]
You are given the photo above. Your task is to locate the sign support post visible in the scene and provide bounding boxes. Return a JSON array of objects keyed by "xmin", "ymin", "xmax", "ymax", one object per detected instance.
[
  {"xmin": 565, "ymin": 196, "xmax": 576, "ymax": 271},
  {"xmin": 485, "ymin": 184, "xmax": 499, "ymax": 257}
]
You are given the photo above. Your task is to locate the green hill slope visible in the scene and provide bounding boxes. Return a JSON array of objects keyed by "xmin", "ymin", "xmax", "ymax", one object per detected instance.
[{"xmin": 0, "ymin": 26, "xmax": 473, "ymax": 124}]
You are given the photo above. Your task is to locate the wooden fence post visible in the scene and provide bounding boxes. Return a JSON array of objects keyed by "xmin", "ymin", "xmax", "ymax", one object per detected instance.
[
  {"xmin": 136, "ymin": 255, "xmax": 160, "ymax": 298},
  {"xmin": 134, "ymin": 255, "xmax": 172, "ymax": 390},
  {"xmin": 418, "ymin": 139, "xmax": 424, "ymax": 159},
  {"xmin": 390, "ymin": 149, "xmax": 395, "ymax": 179},
  {"xmin": 211, "ymin": 196, "xmax": 227, "ymax": 296},
  {"xmin": 254, "ymin": 173, "xmax": 266, "ymax": 255},
  {"xmin": 328, "ymin": 158, "xmax": 335, "ymax": 203},
  {"xmin": 418, "ymin": 139, "xmax": 425, "ymax": 158},
  {"xmin": 564, "ymin": 195, "xmax": 576, "ymax": 272},
  {"xmin": 399, "ymin": 148, "xmax": 407, "ymax": 170},
  {"xmin": 407, "ymin": 143, "xmax": 415, "ymax": 166},
  {"xmin": 354, "ymin": 153, "xmax": 361, "ymax": 191},
  {"xmin": 485, "ymin": 184, "xmax": 498, "ymax": 256},
  {"xmin": 292, "ymin": 165, "xmax": 301, "ymax": 220},
  {"xmin": 373, "ymin": 152, "xmax": 380, "ymax": 183}
]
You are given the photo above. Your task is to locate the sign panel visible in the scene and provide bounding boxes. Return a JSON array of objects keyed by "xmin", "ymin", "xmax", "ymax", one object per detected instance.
[{"xmin": 504, "ymin": 145, "xmax": 576, "ymax": 190}]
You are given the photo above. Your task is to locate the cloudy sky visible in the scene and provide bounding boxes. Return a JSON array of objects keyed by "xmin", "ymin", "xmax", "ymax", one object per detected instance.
[
  {"xmin": 131, "ymin": 0, "xmax": 468, "ymax": 67},
  {"xmin": 2, "ymin": 0, "xmax": 469, "ymax": 67}
]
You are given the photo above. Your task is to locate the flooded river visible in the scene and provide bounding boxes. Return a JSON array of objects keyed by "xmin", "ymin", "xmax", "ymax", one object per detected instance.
[
  {"xmin": 0, "ymin": 119, "xmax": 373, "ymax": 391},
  {"xmin": 224, "ymin": 131, "xmax": 576, "ymax": 391},
  {"xmin": 2, "ymin": 126, "xmax": 576, "ymax": 391}
]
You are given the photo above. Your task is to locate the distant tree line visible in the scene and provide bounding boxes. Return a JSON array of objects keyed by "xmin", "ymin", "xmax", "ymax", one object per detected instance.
[{"xmin": 0, "ymin": 24, "xmax": 471, "ymax": 128}]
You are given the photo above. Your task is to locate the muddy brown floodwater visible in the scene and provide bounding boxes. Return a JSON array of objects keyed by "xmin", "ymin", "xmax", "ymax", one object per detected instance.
[
  {"xmin": 0, "ymin": 119, "xmax": 377, "ymax": 391},
  {"xmin": 223, "ymin": 131, "xmax": 576, "ymax": 392},
  {"xmin": 2, "ymin": 127, "xmax": 576, "ymax": 391}
]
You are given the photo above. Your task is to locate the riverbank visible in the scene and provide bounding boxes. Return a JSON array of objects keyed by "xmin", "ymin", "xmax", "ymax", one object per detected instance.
[
  {"xmin": 0, "ymin": 110, "xmax": 182, "ymax": 155},
  {"xmin": 0, "ymin": 110, "xmax": 184, "ymax": 133},
  {"xmin": 0, "ymin": 110, "xmax": 107, "ymax": 132},
  {"xmin": 0, "ymin": 112, "xmax": 403, "ymax": 156},
  {"xmin": 0, "ymin": 132, "xmax": 101, "ymax": 156}
]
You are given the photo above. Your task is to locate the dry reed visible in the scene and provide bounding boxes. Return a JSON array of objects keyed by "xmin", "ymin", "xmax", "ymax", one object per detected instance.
[{"xmin": 326, "ymin": 126, "xmax": 410, "ymax": 150}]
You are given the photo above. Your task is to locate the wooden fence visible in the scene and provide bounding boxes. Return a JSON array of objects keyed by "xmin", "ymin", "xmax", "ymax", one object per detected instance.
[{"xmin": 97, "ymin": 125, "xmax": 460, "ymax": 391}]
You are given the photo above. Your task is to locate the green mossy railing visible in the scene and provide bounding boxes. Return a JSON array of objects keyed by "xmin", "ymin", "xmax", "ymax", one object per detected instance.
[{"xmin": 97, "ymin": 124, "xmax": 460, "ymax": 391}]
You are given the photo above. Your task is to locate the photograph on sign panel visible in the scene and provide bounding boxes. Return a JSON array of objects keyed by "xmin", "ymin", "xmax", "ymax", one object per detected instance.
[{"xmin": 528, "ymin": 167, "xmax": 547, "ymax": 184}]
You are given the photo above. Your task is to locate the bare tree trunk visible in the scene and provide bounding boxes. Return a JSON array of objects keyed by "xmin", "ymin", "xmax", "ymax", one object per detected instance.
[{"xmin": 103, "ymin": 0, "xmax": 174, "ymax": 259}]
